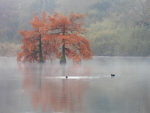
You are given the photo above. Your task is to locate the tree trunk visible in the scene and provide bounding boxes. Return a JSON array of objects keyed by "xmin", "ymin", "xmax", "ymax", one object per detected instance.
[
  {"xmin": 60, "ymin": 44, "xmax": 66, "ymax": 64},
  {"xmin": 39, "ymin": 36, "xmax": 44, "ymax": 63}
]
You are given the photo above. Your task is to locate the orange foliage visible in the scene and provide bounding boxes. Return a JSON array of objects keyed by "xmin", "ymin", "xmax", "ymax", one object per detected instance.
[
  {"xmin": 17, "ymin": 12, "xmax": 59, "ymax": 62},
  {"xmin": 17, "ymin": 12, "xmax": 93, "ymax": 63},
  {"xmin": 48, "ymin": 12, "xmax": 93, "ymax": 62},
  {"xmin": 17, "ymin": 30, "xmax": 40, "ymax": 62}
]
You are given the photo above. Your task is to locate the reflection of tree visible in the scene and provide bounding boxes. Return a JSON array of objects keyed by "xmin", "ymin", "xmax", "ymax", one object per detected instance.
[{"xmin": 18, "ymin": 63, "xmax": 90, "ymax": 113}]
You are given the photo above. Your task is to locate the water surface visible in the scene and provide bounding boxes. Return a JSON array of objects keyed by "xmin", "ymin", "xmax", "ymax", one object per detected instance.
[{"xmin": 0, "ymin": 57, "xmax": 150, "ymax": 113}]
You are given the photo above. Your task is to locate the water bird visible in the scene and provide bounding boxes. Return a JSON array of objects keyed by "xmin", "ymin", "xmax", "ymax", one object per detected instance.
[
  {"xmin": 111, "ymin": 74, "xmax": 115, "ymax": 77},
  {"xmin": 66, "ymin": 75, "xmax": 68, "ymax": 79}
]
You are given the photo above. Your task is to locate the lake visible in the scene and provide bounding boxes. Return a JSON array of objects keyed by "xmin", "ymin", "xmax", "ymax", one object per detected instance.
[{"xmin": 0, "ymin": 56, "xmax": 150, "ymax": 113}]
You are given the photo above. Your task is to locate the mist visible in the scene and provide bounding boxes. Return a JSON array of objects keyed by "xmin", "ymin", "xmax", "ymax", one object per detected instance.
[
  {"xmin": 0, "ymin": 0, "xmax": 150, "ymax": 56},
  {"xmin": 56, "ymin": 0, "xmax": 99, "ymax": 13},
  {"xmin": 0, "ymin": 57, "xmax": 150, "ymax": 113},
  {"xmin": 1, "ymin": 0, "xmax": 150, "ymax": 113}
]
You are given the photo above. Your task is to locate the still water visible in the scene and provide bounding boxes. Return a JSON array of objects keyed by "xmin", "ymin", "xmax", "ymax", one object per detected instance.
[{"xmin": 0, "ymin": 56, "xmax": 150, "ymax": 113}]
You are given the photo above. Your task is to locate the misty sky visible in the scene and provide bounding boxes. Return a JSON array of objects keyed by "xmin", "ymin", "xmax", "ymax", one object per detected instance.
[{"xmin": 56, "ymin": 0, "xmax": 99, "ymax": 13}]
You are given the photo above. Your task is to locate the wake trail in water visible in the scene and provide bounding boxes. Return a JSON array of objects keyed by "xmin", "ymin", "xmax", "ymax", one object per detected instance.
[{"xmin": 44, "ymin": 75, "xmax": 119, "ymax": 80}]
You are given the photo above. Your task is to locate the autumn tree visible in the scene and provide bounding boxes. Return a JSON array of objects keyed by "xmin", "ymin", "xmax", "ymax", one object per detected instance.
[
  {"xmin": 17, "ymin": 12, "xmax": 59, "ymax": 63},
  {"xmin": 17, "ymin": 30, "xmax": 42, "ymax": 62},
  {"xmin": 18, "ymin": 12, "xmax": 93, "ymax": 63},
  {"xmin": 47, "ymin": 12, "xmax": 93, "ymax": 64}
]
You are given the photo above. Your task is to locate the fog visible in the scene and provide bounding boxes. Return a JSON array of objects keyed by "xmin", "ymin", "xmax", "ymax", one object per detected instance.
[
  {"xmin": 56, "ymin": 0, "xmax": 99, "ymax": 13},
  {"xmin": 1, "ymin": 0, "xmax": 150, "ymax": 56},
  {"xmin": 0, "ymin": 57, "xmax": 150, "ymax": 113},
  {"xmin": 0, "ymin": 0, "xmax": 150, "ymax": 112}
]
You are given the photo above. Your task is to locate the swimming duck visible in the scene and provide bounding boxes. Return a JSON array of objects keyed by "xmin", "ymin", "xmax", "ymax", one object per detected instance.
[
  {"xmin": 111, "ymin": 74, "xmax": 115, "ymax": 77},
  {"xmin": 66, "ymin": 76, "xmax": 68, "ymax": 79}
]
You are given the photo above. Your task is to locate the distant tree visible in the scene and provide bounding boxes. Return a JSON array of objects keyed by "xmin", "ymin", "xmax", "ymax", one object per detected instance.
[{"xmin": 0, "ymin": 0, "xmax": 19, "ymax": 42}]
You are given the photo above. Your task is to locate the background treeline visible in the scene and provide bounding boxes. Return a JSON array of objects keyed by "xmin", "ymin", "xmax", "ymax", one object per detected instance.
[{"xmin": 0, "ymin": 0, "xmax": 150, "ymax": 56}]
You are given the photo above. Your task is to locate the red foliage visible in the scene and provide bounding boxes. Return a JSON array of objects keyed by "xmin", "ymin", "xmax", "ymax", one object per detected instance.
[
  {"xmin": 17, "ymin": 30, "xmax": 40, "ymax": 62},
  {"xmin": 17, "ymin": 12, "xmax": 93, "ymax": 63}
]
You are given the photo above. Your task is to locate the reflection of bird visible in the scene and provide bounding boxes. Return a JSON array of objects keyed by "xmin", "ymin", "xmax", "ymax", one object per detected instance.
[
  {"xmin": 111, "ymin": 74, "xmax": 115, "ymax": 77},
  {"xmin": 66, "ymin": 76, "xmax": 68, "ymax": 79}
]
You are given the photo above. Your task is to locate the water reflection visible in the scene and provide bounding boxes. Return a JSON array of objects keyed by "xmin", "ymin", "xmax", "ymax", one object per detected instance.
[
  {"xmin": 2, "ymin": 57, "xmax": 150, "ymax": 113},
  {"xmin": 18, "ymin": 63, "xmax": 90, "ymax": 113}
]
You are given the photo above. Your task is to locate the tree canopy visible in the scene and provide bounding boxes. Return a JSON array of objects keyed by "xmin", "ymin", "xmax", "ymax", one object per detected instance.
[
  {"xmin": 17, "ymin": 12, "xmax": 93, "ymax": 63},
  {"xmin": 1, "ymin": 0, "xmax": 150, "ymax": 56}
]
